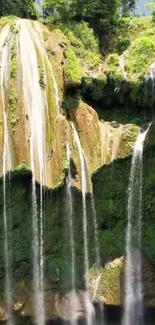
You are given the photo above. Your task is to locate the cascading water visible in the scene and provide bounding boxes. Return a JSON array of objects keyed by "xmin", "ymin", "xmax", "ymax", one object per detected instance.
[
  {"xmin": 0, "ymin": 25, "xmax": 13, "ymax": 325},
  {"xmin": 32, "ymin": 21, "xmax": 60, "ymax": 114},
  {"xmin": 146, "ymin": 63, "xmax": 155, "ymax": 116},
  {"xmin": 66, "ymin": 141, "xmax": 76, "ymax": 292},
  {"xmin": 71, "ymin": 123, "xmax": 89, "ymax": 283},
  {"xmin": 71, "ymin": 122, "xmax": 95, "ymax": 325},
  {"xmin": 91, "ymin": 196, "xmax": 100, "ymax": 267},
  {"xmin": 19, "ymin": 20, "xmax": 47, "ymax": 325},
  {"xmin": 119, "ymin": 55, "xmax": 127, "ymax": 80},
  {"xmin": 149, "ymin": 63, "xmax": 155, "ymax": 104},
  {"xmin": 123, "ymin": 125, "xmax": 150, "ymax": 325}
]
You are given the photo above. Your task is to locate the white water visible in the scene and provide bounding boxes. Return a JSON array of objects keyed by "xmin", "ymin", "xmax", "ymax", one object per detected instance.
[
  {"xmin": 0, "ymin": 25, "xmax": 13, "ymax": 325},
  {"xmin": 119, "ymin": 55, "xmax": 127, "ymax": 80},
  {"xmin": 66, "ymin": 142, "xmax": 76, "ymax": 291},
  {"xmin": 32, "ymin": 21, "xmax": 60, "ymax": 114},
  {"xmin": 146, "ymin": 62, "xmax": 155, "ymax": 110},
  {"xmin": 123, "ymin": 125, "xmax": 150, "ymax": 325},
  {"xmin": 149, "ymin": 63, "xmax": 155, "ymax": 106},
  {"xmin": 19, "ymin": 20, "xmax": 46, "ymax": 325},
  {"xmin": 71, "ymin": 123, "xmax": 89, "ymax": 283},
  {"xmin": 91, "ymin": 196, "xmax": 100, "ymax": 267},
  {"xmin": 71, "ymin": 122, "xmax": 95, "ymax": 325}
]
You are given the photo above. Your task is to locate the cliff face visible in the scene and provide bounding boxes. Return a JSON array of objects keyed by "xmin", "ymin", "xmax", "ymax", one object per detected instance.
[
  {"xmin": 0, "ymin": 17, "xmax": 140, "ymax": 189},
  {"xmin": 0, "ymin": 16, "xmax": 155, "ymax": 322}
]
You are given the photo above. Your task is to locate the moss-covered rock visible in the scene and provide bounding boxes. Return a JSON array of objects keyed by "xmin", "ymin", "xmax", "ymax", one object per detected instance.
[{"xmin": 87, "ymin": 255, "xmax": 155, "ymax": 306}]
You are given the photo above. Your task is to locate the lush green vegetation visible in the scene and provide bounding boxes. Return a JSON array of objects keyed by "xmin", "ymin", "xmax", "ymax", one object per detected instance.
[
  {"xmin": 0, "ymin": 0, "xmax": 37, "ymax": 18},
  {"xmin": 60, "ymin": 22, "xmax": 101, "ymax": 69},
  {"xmin": 43, "ymin": 0, "xmax": 136, "ymax": 34},
  {"xmin": 93, "ymin": 142, "xmax": 155, "ymax": 267},
  {"xmin": 64, "ymin": 48, "xmax": 82, "ymax": 87}
]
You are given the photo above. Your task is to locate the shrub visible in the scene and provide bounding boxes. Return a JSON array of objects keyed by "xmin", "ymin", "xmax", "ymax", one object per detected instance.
[
  {"xmin": 61, "ymin": 22, "xmax": 101, "ymax": 69},
  {"xmin": 64, "ymin": 48, "xmax": 82, "ymax": 87},
  {"xmin": 117, "ymin": 36, "xmax": 131, "ymax": 53},
  {"xmin": 64, "ymin": 93, "xmax": 80, "ymax": 110},
  {"xmin": 107, "ymin": 53, "xmax": 119, "ymax": 67},
  {"xmin": 126, "ymin": 37, "xmax": 155, "ymax": 79}
]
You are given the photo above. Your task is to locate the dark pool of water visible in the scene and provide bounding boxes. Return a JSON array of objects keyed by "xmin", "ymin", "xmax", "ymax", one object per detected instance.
[{"xmin": 9, "ymin": 305, "xmax": 155, "ymax": 325}]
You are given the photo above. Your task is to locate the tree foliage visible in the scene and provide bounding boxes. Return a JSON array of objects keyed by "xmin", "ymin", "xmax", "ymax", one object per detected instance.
[
  {"xmin": 145, "ymin": 1, "xmax": 155, "ymax": 22},
  {"xmin": 0, "ymin": 0, "xmax": 37, "ymax": 18},
  {"xmin": 43, "ymin": 0, "xmax": 136, "ymax": 30},
  {"xmin": 122, "ymin": 0, "xmax": 136, "ymax": 15}
]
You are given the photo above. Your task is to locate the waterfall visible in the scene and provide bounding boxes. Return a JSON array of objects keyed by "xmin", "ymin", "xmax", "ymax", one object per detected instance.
[
  {"xmin": 71, "ymin": 122, "xmax": 95, "ymax": 325},
  {"xmin": 123, "ymin": 125, "xmax": 150, "ymax": 325},
  {"xmin": 66, "ymin": 141, "xmax": 78, "ymax": 325},
  {"xmin": 119, "ymin": 55, "xmax": 127, "ymax": 80},
  {"xmin": 32, "ymin": 21, "xmax": 60, "ymax": 114},
  {"xmin": 66, "ymin": 141, "xmax": 76, "ymax": 291},
  {"xmin": 19, "ymin": 20, "xmax": 47, "ymax": 325},
  {"xmin": 91, "ymin": 196, "xmax": 100, "ymax": 267},
  {"xmin": 71, "ymin": 123, "xmax": 89, "ymax": 284},
  {"xmin": 0, "ymin": 25, "xmax": 13, "ymax": 325},
  {"xmin": 146, "ymin": 62, "xmax": 155, "ymax": 113}
]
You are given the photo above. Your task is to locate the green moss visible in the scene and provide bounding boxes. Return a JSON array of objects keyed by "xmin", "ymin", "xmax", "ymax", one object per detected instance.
[
  {"xmin": 92, "ymin": 143, "xmax": 155, "ymax": 270},
  {"xmin": 12, "ymin": 164, "xmax": 30, "ymax": 175},
  {"xmin": 9, "ymin": 36, "xmax": 18, "ymax": 130},
  {"xmin": 64, "ymin": 93, "xmax": 80, "ymax": 110},
  {"xmin": 39, "ymin": 68, "xmax": 46, "ymax": 89},
  {"xmin": 9, "ymin": 86, "xmax": 18, "ymax": 112},
  {"xmin": 11, "ymin": 114, "xmax": 18, "ymax": 128},
  {"xmin": 11, "ymin": 56, "xmax": 17, "ymax": 79},
  {"xmin": 82, "ymin": 75, "xmax": 108, "ymax": 102},
  {"xmin": 64, "ymin": 48, "xmax": 82, "ymax": 87},
  {"xmin": 88, "ymin": 258, "xmax": 123, "ymax": 305},
  {"xmin": 0, "ymin": 16, "xmax": 17, "ymax": 31},
  {"xmin": 10, "ymin": 40, "xmax": 18, "ymax": 79}
]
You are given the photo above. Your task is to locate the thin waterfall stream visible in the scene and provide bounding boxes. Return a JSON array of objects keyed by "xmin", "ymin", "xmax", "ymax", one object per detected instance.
[
  {"xmin": 71, "ymin": 122, "xmax": 89, "ymax": 286},
  {"xmin": 0, "ymin": 25, "xmax": 13, "ymax": 325},
  {"xmin": 66, "ymin": 141, "xmax": 76, "ymax": 292},
  {"xmin": 71, "ymin": 122, "xmax": 99, "ymax": 325},
  {"xmin": 123, "ymin": 125, "xmax": 150, "ymax": 325}
]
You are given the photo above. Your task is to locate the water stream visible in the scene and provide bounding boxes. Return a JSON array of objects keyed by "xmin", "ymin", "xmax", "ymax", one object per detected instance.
[
  {"xmin": 123, "ymin": 125, "xmax": 150, "ymax": 325},
  {"xmin": 66, "ymin": 141, "xmax": 76, "ymax": 291},
  {"xmin": 71, "ymin": 123, "xmax": 89, "ymax": 285},
  {"xmin": 0, "ymin": 25, "xmax": 13, "ymax": 325},
  {"xmin": 19, "ymin": 20, "xmax": 47, "ymax": 325},
  {"xmin": 33, "ymin": 21, "xmax": 60, "ymax": 114},
  {"xmin": 71, "ymin": 122, "xmax": 97, "ymax": 325}
]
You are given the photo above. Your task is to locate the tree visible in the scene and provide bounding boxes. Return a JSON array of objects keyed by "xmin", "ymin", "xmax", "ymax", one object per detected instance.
[
  {"xmin": 122, "ymin": 0, "xmax": 137, "ymax": 15},
  {"xmin": 0, "ymin": 0, "xmax": 37, "ymax": 18},
  {"xmin": 145, "ymin": 1, "xmax": 155, "ymax": 21},
  {"xmin": 43, "ymin": 0, "xmax": 136, "ymax": 28}
]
